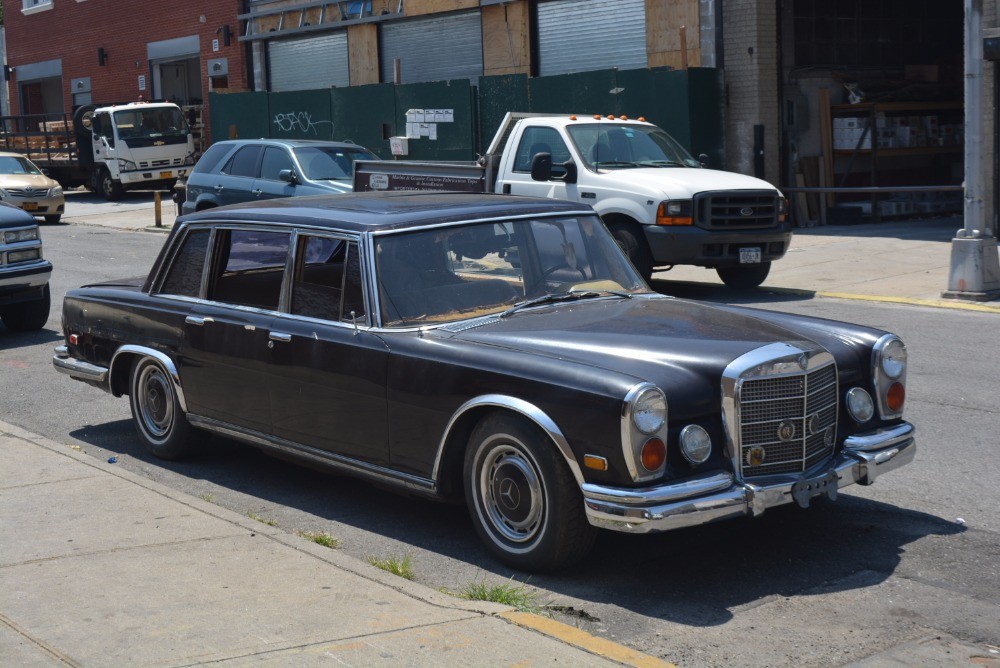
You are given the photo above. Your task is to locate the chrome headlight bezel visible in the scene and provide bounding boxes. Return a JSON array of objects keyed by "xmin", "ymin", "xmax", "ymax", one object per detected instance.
[
  {"xmin": 679, "ymin": 424, "xmax": 712, "ymax": 465},
  {"xmin": 621, "ymin": 383, "xmax": 668, "ymax": 482},
  {"xmin": 845, "ymin": 387, "xmax": 875, "ymax": 423},
  {"xmin": 872, "ymin": 334, "xmax": 907, "ymax": 419}
]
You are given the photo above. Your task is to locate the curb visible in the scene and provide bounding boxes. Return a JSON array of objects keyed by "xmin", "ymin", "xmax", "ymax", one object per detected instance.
[{"xmin": 762, "ymin": 286, "xmax": 1000, "ymax": 314}]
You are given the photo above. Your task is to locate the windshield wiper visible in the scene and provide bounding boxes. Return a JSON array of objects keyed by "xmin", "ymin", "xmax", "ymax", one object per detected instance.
[
  {"xmin": 499, "ymin": 290, "xmax": 631, "ymax": 318},
  {"xmin": 642, "ymin": 160, "xmax": 684, "ymax": 167},
  {"xmin": 593, "ymin": 160, "xmax": 641, "ymax": 168}
]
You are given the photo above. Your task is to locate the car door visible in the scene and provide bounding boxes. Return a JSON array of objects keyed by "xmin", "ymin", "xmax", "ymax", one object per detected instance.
[
  {"xmin": 252, "ymin": 145, "xmax": 298, "ymax": 201},
  {"xmin": 497, "ymin": 126, "xmax": 578, "ymax": 201},
  {"xmin": 213, "ymin": 144, "xmax": 263, "ymax": 206},
  {"xmin": 266, "ymin": 234, "xmax": 391, "ymax": 465},
  {"xmin": 173, "ymin": 226, "xmax": 291, "ymax": 434}
]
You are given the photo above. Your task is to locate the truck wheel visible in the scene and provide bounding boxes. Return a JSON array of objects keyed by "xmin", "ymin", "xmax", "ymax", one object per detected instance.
[
  {"xmin": 128, "ymin": 356, "xmax": 194, "ymax": 460},
  {"xmin": 608, "ymin": 221, "xmax": 653, "ymax": 281},
  {"xmin": 44, "ymin": 214, "xmax": 62, "ymax": 224},
  {"xmin": 464, "ymin": 413, "xmax": 596, "ymax": 572},
  {"xmin": 0, "ymin": 285, "xmax": 50, "ymax": 331},
  {"xmin": 717, "ymin": 262, "xmax": 771, "ymax": 289},
  {"xmin": 99, "ymin": 168, "xmax": 124, "ymax": 202}
]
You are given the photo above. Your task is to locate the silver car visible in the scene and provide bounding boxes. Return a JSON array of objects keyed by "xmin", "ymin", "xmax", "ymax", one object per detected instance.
[{"xmin": 0, "ymin": 152, "xmax": 65, "ymax": 224}]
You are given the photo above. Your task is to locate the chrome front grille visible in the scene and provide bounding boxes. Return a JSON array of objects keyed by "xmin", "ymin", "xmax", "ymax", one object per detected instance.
[
  {"xmin": 735, "ymin": 358, "xmax": 838, "ymax": 479},
  {"xmin": 695, "ymin": 190, "xmax": 779, "ymax": 229},
  {"xmin": 4, "ymin": 188, "xmax": 48, "ymax": 197}
]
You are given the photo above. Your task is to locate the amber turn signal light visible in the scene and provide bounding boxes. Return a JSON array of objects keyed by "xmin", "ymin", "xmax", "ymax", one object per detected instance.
[
  {"xmin": 886, "ymin": 382, "xmax": 905, "ymax": 412},
  {"xmin": 583, "ymin": 455, "xmax": 608, "ymax": 471},
  {"xmin": 656, "ymin": 201, "xmax": 693, "ymax": 226},
  {"xmin": 640, "ymin": 438, "xmax": 666, "ymax": 471}
]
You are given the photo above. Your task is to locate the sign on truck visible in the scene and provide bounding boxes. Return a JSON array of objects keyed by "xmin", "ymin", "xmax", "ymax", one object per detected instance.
[
  {"xmin": 355, "ymin": 113, "xmax": 791, "ymax": 288},
  {"xmin": 0, "ymin": 101, "xmax": 195, "ymax": 201}
]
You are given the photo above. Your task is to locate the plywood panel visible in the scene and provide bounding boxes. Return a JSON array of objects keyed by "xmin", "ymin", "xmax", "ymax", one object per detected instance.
[
  {"xmin": 646, "ymin": 0, "xmax": 701, "ymax": 68},
  {"xmin": 349, "ymin": 24, "xmax": 380, "ymax": 86},
  {"xmin": 483, "ymin": 2, "xmax": 530, "ymax": 76},
  {"xmin": 404, "ymin": 0, "xmax": 478, "ymax": 17}
]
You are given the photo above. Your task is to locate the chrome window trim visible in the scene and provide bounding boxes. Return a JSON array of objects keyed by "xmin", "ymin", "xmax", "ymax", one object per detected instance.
[
  {"xmin": 620, "ymin": 382, "xmax": 668, "ymax": 482},
  {"xmin": 871, "ymin": 333, "xmax": 906, "ymax": 420},
  {"xmin": 435, "ymin": 394, "xmax": 584, "ymax": 487},
  {"xmin": 721, "ymin": 341, "xmax": 836, "ymax": 482}
]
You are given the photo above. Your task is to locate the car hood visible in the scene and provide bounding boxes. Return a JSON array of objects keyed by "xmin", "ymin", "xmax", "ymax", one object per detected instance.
[
  {"xmin": 445, "ymin": 295, "xmax": 810, "ymax": 414},
  {"xmin": 595, "ymin": 167, "xmax": 779, "ymax": 199},
  {"xmin": 0, "ymin": 173, "xmax": 59, "ymax": 191}
]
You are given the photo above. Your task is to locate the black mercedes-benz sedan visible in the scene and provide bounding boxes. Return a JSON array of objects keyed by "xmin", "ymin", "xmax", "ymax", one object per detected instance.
[{"xmin": 53, "ymin": 192, "xmax": 914, "ymax": 571}]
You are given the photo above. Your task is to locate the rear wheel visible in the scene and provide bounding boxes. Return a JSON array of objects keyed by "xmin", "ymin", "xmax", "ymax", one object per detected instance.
[
  {"xmin": 716, "ymin": 262, "xmax": 771, "ymax": 289},
  {"xmin": 464, "ymin": 413, "xmax": 596, "ymax": 572},
  {"xmin": 128, "ymin": 356, "xmax": 194, "ymax": 460},
  {"xmin": 0, "ymin": 284, "xmax": 50, "ymax": 331},
  {"xmin": 99, "ymin": 167, "xmax": 124, "ymax": 201},
  {"xmin": 608, "ymin": 221, "xmax": 653, "ymax": 281}
]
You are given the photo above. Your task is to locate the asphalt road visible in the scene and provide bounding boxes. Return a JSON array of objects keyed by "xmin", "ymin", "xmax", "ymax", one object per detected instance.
[{"xmin": 2, "ymin": 222, "xmax": 998, "ymax": 667}]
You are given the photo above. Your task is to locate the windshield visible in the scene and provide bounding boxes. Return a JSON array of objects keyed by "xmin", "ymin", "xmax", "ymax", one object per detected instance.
[
  {"xmin": 0, "ymin": 155, "xmax": 42, "ymax": 175},
  {"xmin": 114, "ymin": 107, "xmax": 189, "ymax": 144},
  {"xmin": 376, "ymin": 215, "xmax": 647, "ymax": 327},
  {"xmin": 566, "ymin": 123, "xmax": 702, "ymax": 170},
  {"xmin": 294, "ymin": 146, "xmax": 378, "ymax": 181}
]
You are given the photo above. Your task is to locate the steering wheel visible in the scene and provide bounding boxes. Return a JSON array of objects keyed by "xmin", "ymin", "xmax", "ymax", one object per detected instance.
[{"xmin": 540, "ymin": 263, "xmax": 587, "ymax": 281}]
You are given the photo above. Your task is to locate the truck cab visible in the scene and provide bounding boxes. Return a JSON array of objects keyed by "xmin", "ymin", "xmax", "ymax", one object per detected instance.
[{"xmin": 492, "ymin": 114, "xmax": 790, "ymax": 287}]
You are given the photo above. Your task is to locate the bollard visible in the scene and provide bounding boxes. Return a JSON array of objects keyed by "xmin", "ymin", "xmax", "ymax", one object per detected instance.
[{"xmin": 154, "ymin": 191, "xmax": 162, "ymax": 228}]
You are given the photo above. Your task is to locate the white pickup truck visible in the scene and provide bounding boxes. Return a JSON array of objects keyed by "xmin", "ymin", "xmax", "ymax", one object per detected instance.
[{"xmin": 354, "ymin": 113, "xmax": 791, "ymax": 287}]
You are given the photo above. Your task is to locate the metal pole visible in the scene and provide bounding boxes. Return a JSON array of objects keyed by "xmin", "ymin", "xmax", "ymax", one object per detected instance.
[
  {"xmin": 154, "ymin": 191, "xmax": 162, "ymax": 228},
  {"xmin": 943, "ymin": 0, "xmax": 1000, "ymax": 300}
]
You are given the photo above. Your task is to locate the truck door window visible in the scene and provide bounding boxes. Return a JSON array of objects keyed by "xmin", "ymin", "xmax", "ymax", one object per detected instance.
[
  {"xmin": 95, "ymin": 113, "xmax": 114, "ymax": 148},
  {"xmin": 222, "ymin": 145, "xmax": 263, "ymax": 178},
  {"xmin": 513, "ymin": 127, "xmax": 569, "ymax": 177}
]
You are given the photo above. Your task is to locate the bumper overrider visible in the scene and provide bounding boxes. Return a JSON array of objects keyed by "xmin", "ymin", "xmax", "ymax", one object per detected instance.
[{"xmin": 583, "ymin": 422, "xmax": 915, "ymax": 533}]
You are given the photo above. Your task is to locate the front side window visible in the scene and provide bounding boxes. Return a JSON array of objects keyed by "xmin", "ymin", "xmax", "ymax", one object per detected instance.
[
  {"xmin": 512, "ymin": 127, "xmax": 571, "ymax": 176},
  {"xmin": 208, "ymin": 229, "xmax": 291, "ymax": 309},
  {"xmin": 290, "ymin": 236, "xmax": 366, "ymax": 323},
  {"xmin": 260, "ymin": 146, "xmax": 295, "ymax": 181},
  {"xmin": 376, "ymin": 215, "xmax": 645, "ymax": 327},
  {"xmin": 160, "ymin": 228, "xmax": 210, "ymax": 297}
]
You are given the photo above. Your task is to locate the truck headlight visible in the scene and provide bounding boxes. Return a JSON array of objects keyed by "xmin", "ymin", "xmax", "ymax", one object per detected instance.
[
  {"xmin": 656, "ymin": 200, "xmax": 693, "ymax": 226},
  {"xmin": 679, "ymin": 424, "xmax": 712, "ymax": 464},
  {"xmin": 4, "ymin": 228, "xmax": 39, "ymax": 243}
]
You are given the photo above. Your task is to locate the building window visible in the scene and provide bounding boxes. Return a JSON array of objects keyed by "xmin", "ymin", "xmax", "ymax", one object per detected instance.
[{"xmin": 21, "ymin": 0, "xmax": 54, "ymax": 14}]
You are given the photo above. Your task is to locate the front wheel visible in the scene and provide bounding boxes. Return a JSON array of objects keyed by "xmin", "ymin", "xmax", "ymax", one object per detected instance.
[
  {"xmin": 128, "ymin": 356, "xmax": 194, "ymax": 460},
  {"xmin": 608, "ymin": 221, "xmax": 653, "ymax": 281},
  {"xmin": 464, "ymin": 413, "xmax": 596, "ymax": 572},
  {"xmin": 716, "ymin": 262, "xmax": 771, "ymax": 289},
  {"xmin": 99, "ymin": 167, "xmax": 124, "ymax": 201}
]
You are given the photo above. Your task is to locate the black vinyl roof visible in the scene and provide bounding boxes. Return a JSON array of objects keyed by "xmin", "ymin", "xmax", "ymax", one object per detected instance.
[{"xmin": 177, "ymin": 192, "xmax": 593, "ymax": 233}]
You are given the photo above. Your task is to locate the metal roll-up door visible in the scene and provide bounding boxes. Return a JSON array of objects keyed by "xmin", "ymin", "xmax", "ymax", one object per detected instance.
[
  {"xmin": 537, "ymin": 0, "xmax": 647, "ymax": 76},
  {"xmin": 269, "ymin": 32, "xmax": 349, "ymax": 92},
  {"xmin": 380, "ymin": 11, "xmax": 483, "ymax": 84}
]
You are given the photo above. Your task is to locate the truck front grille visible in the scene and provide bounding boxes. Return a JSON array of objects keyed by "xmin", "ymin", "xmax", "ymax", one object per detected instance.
[{"xmin": 695, "ymin": 190, "xmax": 780, "ymax": 229}]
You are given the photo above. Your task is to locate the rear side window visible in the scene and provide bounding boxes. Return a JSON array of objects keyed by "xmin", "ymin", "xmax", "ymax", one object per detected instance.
[
  {"xmin": 209, "ymin": 229, "xmax": 291, "ymax": 310},
  {"xmin": 221, "ymin": 145, "xmax": 263, "ymax": 178},
  {"xmin": 192, "ymin": 143, "xmax": 236, "ymax": 174},
  {"xmin": 160, "ymin": 228, "xmax": 210, "ymax": 297}
]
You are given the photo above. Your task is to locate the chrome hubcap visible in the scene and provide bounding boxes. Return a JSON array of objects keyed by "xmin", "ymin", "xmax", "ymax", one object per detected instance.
[
  {"xmin": 138, "ymin": 365, "xmax": 173, "ymax": 440},
  {"xmin": 479, "ymin": 444, "xmax": 543, "ymax": 543}
]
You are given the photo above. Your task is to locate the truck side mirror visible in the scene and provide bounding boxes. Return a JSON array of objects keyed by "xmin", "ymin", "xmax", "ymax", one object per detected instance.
[
  {"xmin": 278, "ymin": 169, "xmax": 298, "ymax": 184},
  {"xmin": 698, "ymin": 153, "xmax": 709, "ymax": 167},
  {"xmin": 530, "ymin": 153, "xmax": 552, "ymax": 182},
  {"xmin": 562, "ymin": 160, "xmax": 578, "ymax": 184}
]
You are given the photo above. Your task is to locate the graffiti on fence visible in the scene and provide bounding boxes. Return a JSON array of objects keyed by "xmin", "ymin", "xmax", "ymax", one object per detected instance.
[{"xmin": 273, "ymin": 111, "xmax": 334, "ymax": 135}]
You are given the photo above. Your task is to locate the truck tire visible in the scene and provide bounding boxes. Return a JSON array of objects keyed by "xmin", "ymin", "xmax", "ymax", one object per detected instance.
[
  {"xmin": 0, "ymin": 284, "xmax": 50, "ymax": 331},
  {"xmin": 716, "ymin": 262, "xmax": 771, "ymax": 289},
  {"xmin": 608, "ymin": 221, "xmax": 654, "ymax": 281},
  {"xmin": 44, "ymin": 214, "xmax": 62, "ymax": 224},
  {"xmin": 99, "ymin": 168, "xmax": 124, "ymax": 201}
]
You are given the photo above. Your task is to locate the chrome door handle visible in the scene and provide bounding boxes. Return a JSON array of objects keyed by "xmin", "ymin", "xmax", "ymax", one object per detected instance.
[
  {"xmin": 185, "ymin": 316, "xmax": 213, "ymax": 326},
  {"xmin": 214, "ymin": 184, "xmax": 224, "ymax": 192},
  {"xmin": 268, "ymin": 331, "xmax": 292, "ymax": 343},
  {"xmin": 251, "ymin": 188, "xmax": 263, "ymax": 196}
]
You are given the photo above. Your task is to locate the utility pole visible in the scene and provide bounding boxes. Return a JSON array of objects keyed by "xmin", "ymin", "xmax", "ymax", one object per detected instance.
[{"xmin": 944, "ymin": 0, "xmax": 1000, "ymax": 301}]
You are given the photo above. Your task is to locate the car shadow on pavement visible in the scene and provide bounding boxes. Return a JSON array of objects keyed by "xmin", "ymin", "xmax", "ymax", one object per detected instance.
[
  {"xmin": 70, "ymin": 421, "xmax": 965, "ymax": 630},
  {"xmin": 0, "ymin": 325, "xmax": 63, "ymax": 350},
  {"xmin": 650, "ymin": 278, "xmax": 818, "ymax": 304}
]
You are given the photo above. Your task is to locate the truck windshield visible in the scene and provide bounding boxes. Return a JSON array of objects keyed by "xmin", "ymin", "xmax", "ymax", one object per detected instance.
[
  {"xmin": 375, "ymin": 215, "xmax": 647, "ymax": 327},
  {"xmin": 566, "ymin": 123, "xmax": 702, "ymax": 170},
  {"xmin": 293, "ymin": 146, "xmax": 379, "ymax": 181},
  {"xmin": 114, "ymin": 107, "xmax": 189, "ymax": 145}
]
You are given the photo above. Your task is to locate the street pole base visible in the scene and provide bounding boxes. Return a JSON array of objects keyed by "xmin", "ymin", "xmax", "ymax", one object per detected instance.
[
  {"xmin": 943, "ymin": 235, "xmax": 1000, "ymax": 302},
  {"xmin": 942, "ymin": 288, "xmax": 1000, "ymax": 301}
]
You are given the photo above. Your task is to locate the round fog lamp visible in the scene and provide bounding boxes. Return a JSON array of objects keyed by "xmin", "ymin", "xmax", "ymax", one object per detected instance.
[
  {"xmin": 679, "ymin": 424, "xmax": 712, "ymax": 464},
  {"xmin": 633, "ymin": 388, "xmax": 666, "ymax": 434},
  {"xmin": 846, "ymin": 387, "xmax": 874, "ymax": 423},
  {"xmin": 881, "ymin": 338, "xmax": 907, "ymax": 379}
]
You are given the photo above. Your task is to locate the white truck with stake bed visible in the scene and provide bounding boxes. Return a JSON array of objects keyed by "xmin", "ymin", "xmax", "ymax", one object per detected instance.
[
  {"xmin": 0, "ymin": 101, "xmax": 195, "ymax": 201},
  {"xmin": 354, "ymin": 113, "xmax": 790, "ymax": 287}
]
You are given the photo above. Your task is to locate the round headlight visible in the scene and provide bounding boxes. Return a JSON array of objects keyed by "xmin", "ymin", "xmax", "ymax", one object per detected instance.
[
  {"xmin": 846, "ymin": 387, "xmax": 874, "ymax": 423},
  {"xmin": 881, "ymin": 338, "xmax": 907, "ymax": 379},
  {"xmin": 679, "ymin": 424, "xmax": 712, "ymax": 464},
  {"xmin": 632, "ymin": 387, "xmax": 666, "ymax": 434}
]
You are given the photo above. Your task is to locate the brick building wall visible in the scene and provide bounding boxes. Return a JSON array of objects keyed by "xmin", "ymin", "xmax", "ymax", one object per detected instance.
[
  {"xmin": 722, "ymin": 0, "xmax": 781, "ymax": 186},
  {"xmin": 4, "ymin": 0, "xmax": 249, "ymax": 143}
]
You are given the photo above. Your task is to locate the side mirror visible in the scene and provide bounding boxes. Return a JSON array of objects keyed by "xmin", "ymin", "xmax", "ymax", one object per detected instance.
[
  {"xmin": 530, "ymin": 153, "xmax": 552, "ymax": 182},
  {"xmin": 562, "ymin": 160, "xmax": 578, "ymax": 184},
  {"xmin": 698, "ymin": 153, "xmax": 709, "ymax": 167},
  {"xmin": 278, "ymin": 169, "xmax": 298, "ymax": 184}
]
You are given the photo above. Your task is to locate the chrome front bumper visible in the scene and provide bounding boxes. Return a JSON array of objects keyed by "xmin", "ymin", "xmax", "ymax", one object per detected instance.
[{"xmin": 583, "ymin": 422, "xmax": 915, "ymax": 533}]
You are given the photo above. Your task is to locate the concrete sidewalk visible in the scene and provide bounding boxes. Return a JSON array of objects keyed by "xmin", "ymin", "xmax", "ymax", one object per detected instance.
[
  {"xmin": 0, "ymin": 420, "xmax": 668, "ymax": 667},
  {"xmin": 61, "ymin": 204, "xmax": 1000, "ymax": 313}
]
